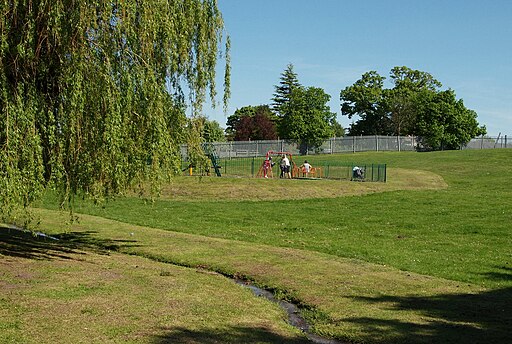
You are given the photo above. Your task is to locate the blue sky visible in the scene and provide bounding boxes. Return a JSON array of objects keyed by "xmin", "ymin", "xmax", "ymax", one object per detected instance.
[{"xmin": 205, "ymin": 0, "xmax": 512, "ymax": 136}]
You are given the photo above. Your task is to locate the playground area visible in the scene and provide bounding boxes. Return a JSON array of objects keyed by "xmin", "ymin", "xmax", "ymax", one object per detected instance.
[{"xmin": 182, "ymin": 149, "xmax": 387, "ymax": 182}]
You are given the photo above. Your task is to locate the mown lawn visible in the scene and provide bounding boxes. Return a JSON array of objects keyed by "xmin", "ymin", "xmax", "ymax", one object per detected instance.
[
  {"xmin": 2, "ymin": 149, "xmax": 512, "ymax": 343},
  {"xmin": 0, "ymin": 228, "xmax": 310, "ymax": 344},
  {"xmin": 43, "ymin": 149, "xmax": 512, "ymax": 288}
]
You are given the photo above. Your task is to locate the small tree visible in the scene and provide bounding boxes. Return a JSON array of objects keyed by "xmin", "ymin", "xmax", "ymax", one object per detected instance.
[
  {"xmin": 331, "ymin": 120, "xmax": 345, "ymax": 137},
  {"xmin": 203, "ymin": 119, "xmax": 226, "ymax": 142},
  {"xmin": 226, "ymin": 105, "xmax": 277, "ymax": 141},
  {"xmin": 281, "ymin": 86, "xmax": 335, "ymax": 154}
]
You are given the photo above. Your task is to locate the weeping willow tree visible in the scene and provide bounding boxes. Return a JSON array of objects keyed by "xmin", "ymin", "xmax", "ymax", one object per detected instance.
[{"xmin": 0, "ymin": 0, "xmax": 230, "ymax": 223}]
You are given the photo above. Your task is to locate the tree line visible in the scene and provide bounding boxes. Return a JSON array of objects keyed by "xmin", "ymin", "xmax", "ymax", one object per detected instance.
[
  {"xmin": 223, "ymin": 65, "xmax": 485, "ymax": 152},
  {"xmin": 340, "ymin": 66, "xmax": 486, "ymax": 150},
  {"xmin": 224, "ymin": 63, "xmax": 344, "ymax": 154}
]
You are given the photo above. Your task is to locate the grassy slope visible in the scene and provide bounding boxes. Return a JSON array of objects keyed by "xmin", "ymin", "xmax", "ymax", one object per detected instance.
[
  {"xmin": 3, "ymin": 149, "xmax": 511, "ymax": 343},
  {"xmin": 46, "ymin": 150, "xmax": 512, "ymax": 288},
  {"xmin": 14, "ymin": 208, "xmax": 502, "ymax": 344},
  {"xmin": 0, "ymin": 228, "xmax": 309, "ymax": 344}
]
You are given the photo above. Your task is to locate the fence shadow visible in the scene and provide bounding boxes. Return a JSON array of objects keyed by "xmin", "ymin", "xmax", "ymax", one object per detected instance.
[
  {"xmin": 0, "ymin": 225, "xmax": 139, "ymax": 260},
  {"xmin": 150, "ymin": 325, "xmax": 311, "ymax": 344},
  {"xmin": 346, "ymin": 278, "xmax": 512, "ymax": 344}
]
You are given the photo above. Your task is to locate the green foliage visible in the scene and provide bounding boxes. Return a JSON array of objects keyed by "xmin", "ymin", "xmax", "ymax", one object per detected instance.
[
  {"xmin": 340, "ymin": 66, "xmax": 484, "ymax": 148},
  {"xmin": 340, "ymin": 71, "xmax": 392, "ymax": 135},
  {"xmin": 281, "ymin": 86, "xmax": 335, "ymax": 153},
  {"xmin": 330, "ymin": 119, "xmax": 345, "ymax": 137},
  {"xmin": 271, "ymin": 63, "xmax": 301, "ymax": 118},
  {"xmin": 386, "ymin": 66, "xmax": 443, "ymax": 136},
  {"xmin": 416, "ymin": 90, "xmax": 487, "ymax": 149},
  {"xmin": 185, "ymin": 117, "xmax": 210, "ymax": 174},
  {"xmin": 273, "ymin": 65, "xmax": 335, "ymax": 152},
  {"xmin": 0, "ymin": 85, "xmax": 45, "ymax": 225},
  {"xmin": 0, "ymin": 0, "xmax": 230, "ymax": 221},
  {"xmin": 389, "ymin": 66, "xmax": 442, "ymax": 91},
  {"xmin": 196, "ymin": 116, "xmax": 226, "ymax": 142}
]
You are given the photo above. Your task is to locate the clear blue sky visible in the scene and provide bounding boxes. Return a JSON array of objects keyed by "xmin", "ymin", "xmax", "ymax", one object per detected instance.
[{"xmin": 205, "ymin": 0, "xmax": 512, "ymax": 136}]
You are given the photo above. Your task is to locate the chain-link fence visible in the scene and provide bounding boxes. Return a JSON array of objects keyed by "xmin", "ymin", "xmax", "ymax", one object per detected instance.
[
  {"xmin": 179, "ymin": 134, "xmax": 508, "ymax": 180},
  {"xmin": 463, "ymin": 135, "xmax": 509, "ymax": 149},
  {"xmin": 180, "ymin": 135, "xmax": 418, "ymax": 159}
]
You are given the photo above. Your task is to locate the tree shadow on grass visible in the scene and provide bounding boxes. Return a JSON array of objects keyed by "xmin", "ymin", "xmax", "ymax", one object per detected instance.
[
  {"xmin": 150, "ymin": 325, "xmax": 311, "ymax": 344},
  {"xmin": 482, "ymin": 266, "xmax": 512, "ymax": 282},
  {"xmin": 0, "ymin": 225, "xmax": 139, "ymax": 260},
  {"xmin": 346, "ymin": 278, "xmax": 512, "ymax": 344}
]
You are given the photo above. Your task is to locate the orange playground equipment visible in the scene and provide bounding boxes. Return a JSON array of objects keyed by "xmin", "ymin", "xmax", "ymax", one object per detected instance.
[{"xmin": 292, "ymin": 164, "xmax": 322, "ymax": 178}]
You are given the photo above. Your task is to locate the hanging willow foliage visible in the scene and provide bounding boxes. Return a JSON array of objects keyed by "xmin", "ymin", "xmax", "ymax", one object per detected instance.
[{"xmin": 0, "ymin": 0, "xmax": 230, "ymax": 223}]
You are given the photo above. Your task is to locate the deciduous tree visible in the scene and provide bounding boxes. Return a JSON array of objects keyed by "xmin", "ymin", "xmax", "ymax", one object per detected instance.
[
  {"xmin": 281, "ymin": 86, "xmax": 335, "ymax": 154},
  {"xmin": 415, "ymin": 89, "xmax": 486, "ymax": 149},
  {"xmin": 0, "ymin": 0, "xmax": 230, "ymax": 222},
  {"xmin": 226, "ymin": 105, "xmax": 277, "ymax": 141},
  {"xmin": 386, "ymin": 66, "xmax": 442, "ymax": 135},
  {"xmin": 340, "ymin": 71, "xmax": 392, "ymax": 135},
  {"xmin": 203, "ymin": 119, "xmax": 226, "ymax": 143}
]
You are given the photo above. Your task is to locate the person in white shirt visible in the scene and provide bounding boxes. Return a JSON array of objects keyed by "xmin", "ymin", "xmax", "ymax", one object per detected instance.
[
  {"xmin": 280, "ymin": 155, "xmax": 291, "ymax": 178},
  {"xmin": 300, "ymin": 160, "xmax": 312, "ymax": 177}
]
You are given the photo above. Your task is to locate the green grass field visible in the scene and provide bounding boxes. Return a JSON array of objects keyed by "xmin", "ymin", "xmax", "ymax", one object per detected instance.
[{"xmin": 2, "ymin": 149, "xmax": 512, "ymax": 343}]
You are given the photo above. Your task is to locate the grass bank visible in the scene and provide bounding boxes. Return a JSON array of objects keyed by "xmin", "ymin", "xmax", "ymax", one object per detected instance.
[
  {"xmin": 2, "ymin": 149, "xmax": 511, "ymax": 343},
  {"xmin": 42, "ymin": 150, "xmax": 512, "ymax": 288},
  {"xmin": 5, "ymin": 209, "xmax": 501, "ymax": 343},
  {"xmin": 0, "ymin": 227, "xmax": 309, "ymax": 344}
]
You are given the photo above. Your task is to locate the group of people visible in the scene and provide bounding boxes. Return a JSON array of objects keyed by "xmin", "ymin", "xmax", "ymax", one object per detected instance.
[
  {"xmin": 263, "ymin": 154, "xmax": 314, "ymax": 178},
  {"xmin": 263, "ymin": 154, "xmax": 292, "ymax": 178}
]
